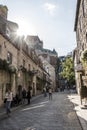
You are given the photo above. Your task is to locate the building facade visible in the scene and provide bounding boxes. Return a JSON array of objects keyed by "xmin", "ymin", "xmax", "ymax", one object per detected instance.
[
  {"xmin": 26, "ymin": 35, "xmax": 58, "ymax": 68},
  {"xmin": 26, "ymin": 35, "xmax": 43, "ymax": 50},
  {"xmin": 0, "ymin": 31, "xmax": 52, "ymax": 105},
  {"xmin": 0, "ymin": 5, "xmax": 51, "ymax": 106},
  {"xmin": 25, "ymin": 32, "xmax": 58, "ymax": 90},
  {"xmin": 39, "ymin": 56, "xmax": 56, "ymax": 91},
  {"xmin": 74, "ymin": 0, "xmax": 87, "ymax": 95}
]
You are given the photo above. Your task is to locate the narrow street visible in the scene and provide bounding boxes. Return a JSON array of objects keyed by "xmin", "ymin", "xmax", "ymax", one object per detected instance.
[{"xmin": 0, "ymin": 92, "xmax": 82, "ymax": 130}]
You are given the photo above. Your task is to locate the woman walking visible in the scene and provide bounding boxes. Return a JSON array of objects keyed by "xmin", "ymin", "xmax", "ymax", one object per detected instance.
[{"xmin": 5, "ymin": 89, "xmax": 13, "ymax": 116}]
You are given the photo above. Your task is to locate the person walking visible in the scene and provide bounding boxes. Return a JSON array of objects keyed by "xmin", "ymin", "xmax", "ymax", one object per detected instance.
[
  {"xmin": 5, "ymin": 89, "xmax": 13, "ymax": 116},
  {"xmin": 43, "ymin": 87, "xmax": 47, "ymax": 97},
  {"xmin": 22, "ymin": 87, "xmax": 27, "ymax": 104},
  {"xmin": 27, "ymin": 89, "xmax": 31, "ymax": 104},
  {"xmin": 48, "ymin": 88, "xmax": 52, "ymax": 100}
]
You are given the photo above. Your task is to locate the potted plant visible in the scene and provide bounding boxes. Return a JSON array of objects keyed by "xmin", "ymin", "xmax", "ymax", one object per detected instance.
[{"xmin": 81, "ymin": 49, "xmax": 87, "ymax": 68}]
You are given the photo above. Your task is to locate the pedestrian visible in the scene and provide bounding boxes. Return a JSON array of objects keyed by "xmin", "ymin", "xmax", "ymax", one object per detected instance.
[
  {"xmin": 43, "ymin": 87, "xmax": 47, "ymax": 97},
  {"xmin": 14, "ymin": 93, "xmax": 20, "ymax": 105},
  {"xmin": 48, "ymin": 87, "xmax": 52, "ymax": 100},
  {"xmin": 22, "ymin": 87, "xmax": 27, "ymax": 104},
  {"xmin": 27, "ymin": 89, "xmax": 31, "ymax": 104},
  {"xmin": 5, "ymin": 89, "xmax": 13, "ymax": 116}
]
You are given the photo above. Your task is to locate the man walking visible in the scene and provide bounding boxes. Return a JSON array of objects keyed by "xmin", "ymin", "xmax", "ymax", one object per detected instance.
[
  {"xmin": 43, "ymin": 87, "xmax": 47, "ymax": 97},
  {"xmin": 48, "ymin": 88, "xmax": 52, "ymax": 100},
  {"xmin": 22, "ymin": 88, "xmax": 27, "ymax": 104},
  {"xmin": 27, "ymin": 89, "xmax": 31, "ymax": 104}
]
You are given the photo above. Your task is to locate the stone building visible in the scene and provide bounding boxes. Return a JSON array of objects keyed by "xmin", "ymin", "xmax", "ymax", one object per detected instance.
[
  {"xmin": 0, "ymin": 5, "xmax": 51, "ymax": 106},
  {"xmin": 26, "ymin": 35, "xmax": 58, "ymax": 90},
  {"xmin": 0, "ymin": 4, "xmax": 18, "ymax": 40},
  {"xmin": 37, "ymin": 49, "xmax": 58, "ymax": 90},
  {"xmin": 0, "ymin": 5, "xmax": 8, "ymax": 34},
  {"xmin": 26, "ymin": 35, "xmax": 43, "ymax": 50},
  {"xmin": 74, "ymin": 0, "xmax": 87, "ymax": 94},
  {"xmin": 26, "ymin": 35, "xmax": 58, "ymax": 68},
  {"xmin": 39, "ymin": 56, "xmax": 56, "ymax": 91},
  {"xmin": 0, "ymin": 5, "xmax": 8, "ymax": 19},
  {"xmin": 38, "ymin": 48, "xmax": 58, "ymax": 68},
  {"xmin": 26, "ymin": 35, "xmax": 55, "ymax": 91},
  {"xmin": 0, "ymin": 32, "xmax": 18, "ymax": 105},
  {"xmin": 0, "ymin": 31, "xmax": 51, "ymax": 106}
]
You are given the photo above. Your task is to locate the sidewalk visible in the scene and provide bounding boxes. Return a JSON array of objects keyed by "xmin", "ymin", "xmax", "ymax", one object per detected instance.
[
  {"xmin": 68, "ymin": 93, "xmax": 87, "ymax": 130},
  {"xmin": 0, "ymin": 94, "xmax": 43, "ymax": 118}
]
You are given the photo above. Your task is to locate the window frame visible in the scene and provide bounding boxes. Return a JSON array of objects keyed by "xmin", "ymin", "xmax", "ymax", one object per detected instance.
[{"xmin": 7, "ymin": 51, "xmax": 12, "ymax": 64}]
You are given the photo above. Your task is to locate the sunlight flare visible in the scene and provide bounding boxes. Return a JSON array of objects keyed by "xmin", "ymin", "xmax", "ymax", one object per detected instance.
[{"xmin": 16, "ymin": 19, "xmax": 37, "ymax": 36}]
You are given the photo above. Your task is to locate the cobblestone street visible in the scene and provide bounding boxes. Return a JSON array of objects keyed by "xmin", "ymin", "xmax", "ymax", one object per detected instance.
[{"xmin": 0, "ymin": 92, "xmax": 82, "ymax": 130}]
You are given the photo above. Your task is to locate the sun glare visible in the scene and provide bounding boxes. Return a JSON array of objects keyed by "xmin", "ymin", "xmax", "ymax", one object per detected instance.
[{"xmin": 17, "ymin": 20, "xmax": 37, "ymax": 36}]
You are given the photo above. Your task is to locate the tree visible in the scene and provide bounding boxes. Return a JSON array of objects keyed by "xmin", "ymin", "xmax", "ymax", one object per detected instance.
[{"xmin": 61, "ymin": 57, "xmax": 75, "ymax": 87}]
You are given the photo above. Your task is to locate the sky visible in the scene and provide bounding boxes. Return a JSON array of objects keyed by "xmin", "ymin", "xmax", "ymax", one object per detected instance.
[{"xmin": 0, "ymin": 0, "xmax": 77, "ymax": 56}]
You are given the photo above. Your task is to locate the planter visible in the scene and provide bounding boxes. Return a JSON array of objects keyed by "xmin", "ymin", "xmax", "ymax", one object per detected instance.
[{"xmin": 81, "ymin": 49, "xmax": 87, "ymax": 68}]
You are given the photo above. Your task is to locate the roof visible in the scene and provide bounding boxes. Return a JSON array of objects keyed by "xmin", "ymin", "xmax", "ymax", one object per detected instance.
[
  {"xmin": 74, "ymin": 0, "xmax": 81, "ymax": 31},
  {"xmin": 41, "ymin": 48, "xmax": 58, "ymax": 55},
  {"xmin": 26, "ymin": 35, "xmax": 40, "ymax": 41},
  {"xmin": 0, "ymin": 5, "xmax": 8, "ymax": 11},
  {"xmin": 7, "ymin": 20, "xmax": 19, "ymax": 31}
]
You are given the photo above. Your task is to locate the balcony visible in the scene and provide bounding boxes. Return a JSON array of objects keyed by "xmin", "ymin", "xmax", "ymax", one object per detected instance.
[{"xmin": 28, "ymin": 69, "xmax": 38, "ymax": 76}]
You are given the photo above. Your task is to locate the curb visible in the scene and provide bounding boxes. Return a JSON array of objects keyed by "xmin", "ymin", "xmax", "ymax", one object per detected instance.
[{"xmin": 69, "ymin": 94, "xmax": 87, "ymax": 130}]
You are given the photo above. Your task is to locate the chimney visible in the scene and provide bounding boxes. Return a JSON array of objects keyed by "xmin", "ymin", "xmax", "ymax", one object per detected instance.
[{"xmin": 0, "ymin": 5, "xmax": 8, "ymax": 19}]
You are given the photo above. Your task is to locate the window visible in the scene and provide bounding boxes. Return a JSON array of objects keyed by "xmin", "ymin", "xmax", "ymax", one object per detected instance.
[
  {"xmin": 28, "ymin": 64, "xmax": 30, "ymax": 70},
  {"xmin": 6, "ymin": 28, "xmax": 10, "ymax": 37},
  {"xmin": 23, "ymin": 59, "xmax": 25, "ymax": 67},
  {"xmin": 79, "ymin": 17, "xmax": 82, "ymax": 32},
  {"xmin": 7, "ymin": 52, "xmax": 12, "ymax": 64},
  {"xmin": 77, "ymin": 30, "xmax": 79, "ymax": 42},
  {"xmin": 86, "ymin": 33, "xmax": 87, "ymax": 42},
  {"xmin": 82, "ymin": 43, "xmax": 84, "ymax": 51},
  {"xmin": 82, "ymin": 0, "xmax": 86, "ymax": 17}
]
